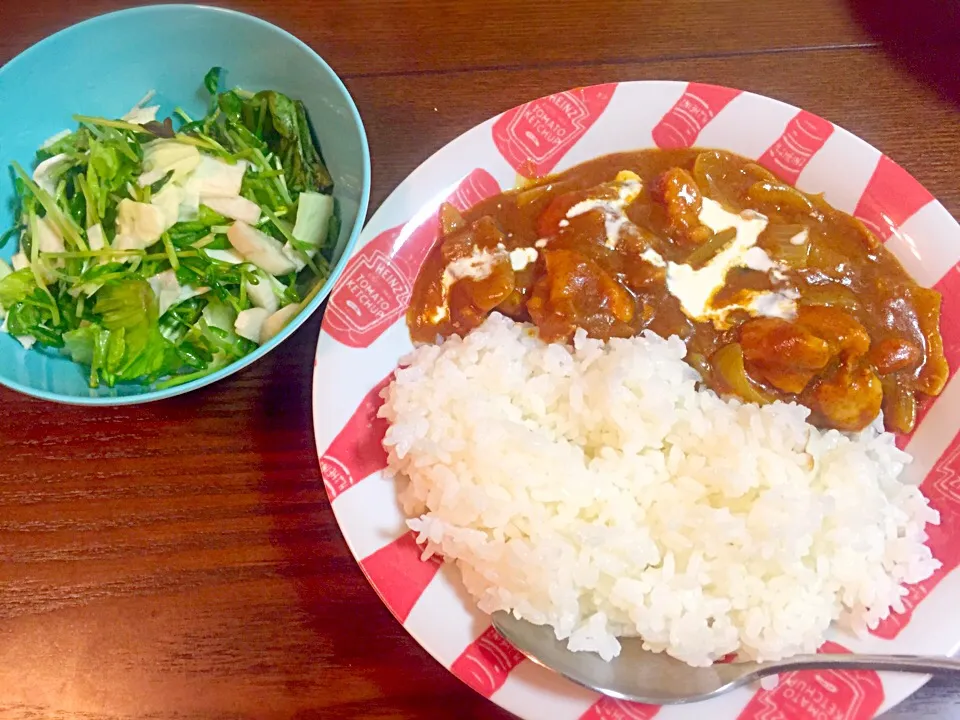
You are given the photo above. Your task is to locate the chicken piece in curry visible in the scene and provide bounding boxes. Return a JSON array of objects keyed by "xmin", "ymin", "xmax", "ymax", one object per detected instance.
[{"xmin": 407, "ymin": 149, "xmax": 948, "ymax": 433}]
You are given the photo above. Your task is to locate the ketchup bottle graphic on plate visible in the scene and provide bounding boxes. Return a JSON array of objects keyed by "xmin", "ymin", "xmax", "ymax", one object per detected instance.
[
  {"xmin": 360, "ymin": 531, "xmax": 443, "ymax": 623},
  {"xmin": 737, "ymin": 642, "xmax": 884, "ymax": 720},
  {"xmin": 323, "ymin": 168, "xmax": 501, "ymax": 349},
  {"xmin": 853, "ymin": 155, "xmax": 934, "ymax": 241},
  {"xmin": 579, "ymin": 697, "xmax": 659, "ymax": 720},
  {"xmin": 319, "ymin": 372, "xmax": 394, "ymax": 501},
  {"xmin": 492, "ymin": 84, "xmax": 617, "ymax": 177},
  {"xmin": 651, "ymin": 83, "xmax": 741, "ymax": 149},
  {"xmin": 757, "ymin": 110, "xmax": 834, "ymax": 185},
  {"xmin": 450, "ymin": 625, "xmax": 527, "ymax": 698}
]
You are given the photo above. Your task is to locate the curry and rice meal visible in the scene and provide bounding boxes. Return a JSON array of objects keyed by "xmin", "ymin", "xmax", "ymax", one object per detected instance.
[{"xmin": 378, "ymin": 149, "xmax": 948, "ymax": 667}]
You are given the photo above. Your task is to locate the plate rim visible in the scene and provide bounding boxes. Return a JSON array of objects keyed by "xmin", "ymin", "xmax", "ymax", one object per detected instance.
[{"xmin": 312, "ymin": 78, "xmax": 959, "ymax": 720}]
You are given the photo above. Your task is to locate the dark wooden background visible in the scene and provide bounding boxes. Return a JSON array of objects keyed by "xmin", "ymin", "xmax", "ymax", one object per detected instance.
[{"xmin": 2, "ymin": 1, "xmax": 958, "ymax": 718}]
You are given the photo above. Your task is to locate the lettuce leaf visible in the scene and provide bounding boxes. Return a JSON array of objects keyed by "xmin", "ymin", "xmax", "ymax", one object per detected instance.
[{"xmin": 0, "ymin": 268, "xmax": 37, "ymax": 308}]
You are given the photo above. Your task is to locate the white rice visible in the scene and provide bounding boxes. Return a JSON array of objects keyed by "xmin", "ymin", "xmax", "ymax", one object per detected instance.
[{"xmin": 380, "ymin": 313, "xmax": 941, "ymax": 667}]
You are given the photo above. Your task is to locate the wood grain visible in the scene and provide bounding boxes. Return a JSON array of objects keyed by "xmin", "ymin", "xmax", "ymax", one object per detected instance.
[
  {"xmin": 347, "ymin": 46, "xmax": 960, "ymax": 215},
  {"xmin": 1, "ymin": 0, "xmax": 876, "ymax": 77},
  {"xmin": 0, "ymin": 313, "xmax": 493, "ymax": 720},
  {"xmin": 1, "ymin": 1, "xmax": 959, "ymax": 719}
]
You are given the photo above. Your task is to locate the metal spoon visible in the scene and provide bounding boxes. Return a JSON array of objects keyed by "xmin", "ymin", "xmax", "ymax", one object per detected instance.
[{"xmin": 491, "ymin": 611, "xmax": 960, "ymax": 705}]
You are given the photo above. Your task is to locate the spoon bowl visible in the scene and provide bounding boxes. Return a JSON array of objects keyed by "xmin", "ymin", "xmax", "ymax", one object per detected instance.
[{"xmin": 491, "ymin": 611, "xmax": 960, "ymax": 705}]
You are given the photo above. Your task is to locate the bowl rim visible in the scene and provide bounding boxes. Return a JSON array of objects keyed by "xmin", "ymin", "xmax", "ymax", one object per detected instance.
[{"xmin": 0, "ymin": 3, "xmax": 371, "ymax": 406}]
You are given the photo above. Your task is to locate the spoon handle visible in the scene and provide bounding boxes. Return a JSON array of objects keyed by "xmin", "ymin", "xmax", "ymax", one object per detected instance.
[{"xmin": 756, "ymin": 653, "xmax": 960, "ymax": 678}]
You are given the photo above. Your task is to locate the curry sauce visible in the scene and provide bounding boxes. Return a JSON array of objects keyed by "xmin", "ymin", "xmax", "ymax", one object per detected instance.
[{"xmin": 407, "ymin": 149, "xmax": 948, "ymax": 433}]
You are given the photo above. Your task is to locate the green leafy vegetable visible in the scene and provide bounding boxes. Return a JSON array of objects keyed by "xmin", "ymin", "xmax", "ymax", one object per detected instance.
[
  {"xmin": 95, "ymin": 278, "xmax": 157, "ymax": 329},
  {"xmin": 159, "ymin": 295, "xmax": 208, "ymax": 343},
  {"xmin": 268, "ymin": 94, "xmax": 333, "ymax": 194},
  {"xmin": 208, "ymin": 86, "xmax": 333, "ymax": 194},
  {"xmin": 63, "ymin": 325, "xmax": 98, "ymax": 365},
  {"xmin": 1, "ymin": 67, "xmax": 337, "ymax": 388},
  {"xmin": 0, "ymin": 268, "xmax": 37, "ymax": 308},
  {"xmin": 0, "ymin": 225, "xmax": 21, "ymax": 250},
  {"xmin": 204, "ymin": 67, "xmax": 223, "ymax": 96},
  {"xmin": 0, "ymin": 268, "xmax": 67, "ymax": 347}
]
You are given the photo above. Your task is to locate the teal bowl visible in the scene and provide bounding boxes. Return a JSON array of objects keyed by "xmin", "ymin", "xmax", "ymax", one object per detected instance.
[{"xmin": 0, "ymin": 5, "xmax": 370, "ymax": 404}]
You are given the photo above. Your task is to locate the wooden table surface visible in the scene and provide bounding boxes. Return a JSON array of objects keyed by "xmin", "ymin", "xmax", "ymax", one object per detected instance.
[{"xmin": 2, "ymin": 1, "xmax": 959, "ymax": 718}]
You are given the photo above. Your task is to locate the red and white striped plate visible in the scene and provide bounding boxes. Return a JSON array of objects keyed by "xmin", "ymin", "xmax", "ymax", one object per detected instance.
[{"xmin": 312, "ymin": 81, "xmax": 960, "ymax": 720}]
